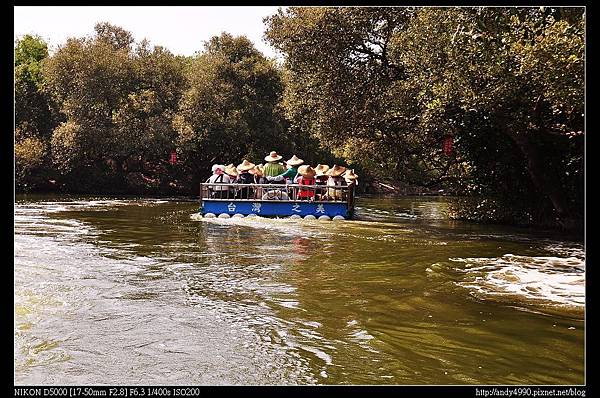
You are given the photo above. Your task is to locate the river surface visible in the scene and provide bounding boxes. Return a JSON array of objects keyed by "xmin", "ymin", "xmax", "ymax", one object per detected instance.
[{"xmin": 14, "ymin": 195, "xmax": 585, "ymax": 385}]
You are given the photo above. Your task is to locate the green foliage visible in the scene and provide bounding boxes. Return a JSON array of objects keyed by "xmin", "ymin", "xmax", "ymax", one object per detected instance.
[
  {"xmin": 265, "ymin": 7, "xmax": 456, "ymax": 187},
  {"xmin": 49, "ymin": 120, "xmax": 84, "ymax": 171},
  {"xmin": 174, "ymin": 33, "xmax": 291, "ymax": 177},
  {"xmin": 112, "ymin": 41, "xmax": 187, "ymax": 161},
  {"xmin": 15, "ymin": 136, "xmax": 47, "ymax": 190},
  {"xmin": 400, "ymin": 7, "xmax": 584, "ymax": 226},
  {"xmin": 42, "ymin": 24, "xmax": 187, "ymax": 191},
  {"xmin": 94, "ymin": 22, "xmax": 134, "ymax": 51},
  {"xmin": 265, "ymin": 6, "xmax": 584, "ymax": 228},
  {"xmin": 43, "ymin": 34, "xmax": 133, "ymax": 166},
  {"xmin": 15, "ymin": 34, "xmax": 48, "ymax": 65},
  {"xmin": 15, "ymin": 35, "xmax": 55, "ymax": 136},
  {"xmin": 15, "ymin": 137, "xmax": 46, "ymax": 168},
  {"xmin": 15, "ymin": 35, "xmax": 58, "ymax": 191},
  {"xmin": 17, "ymin": 25, "xmax": 338, "ymax": 195}
]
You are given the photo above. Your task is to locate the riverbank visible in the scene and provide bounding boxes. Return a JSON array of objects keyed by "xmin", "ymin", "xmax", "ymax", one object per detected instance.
[{"xmin": 362, "ymin": 181, "xmax": 584, "ymax": 235}]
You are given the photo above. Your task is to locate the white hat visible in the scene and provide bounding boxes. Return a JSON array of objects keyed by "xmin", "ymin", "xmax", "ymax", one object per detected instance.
[{"xmin": 212, "ymin": 164, "xmax": 225, "ymax": 172}]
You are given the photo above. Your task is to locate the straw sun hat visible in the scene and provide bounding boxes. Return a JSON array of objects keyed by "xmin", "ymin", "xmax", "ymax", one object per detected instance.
[
  {"xmin": 315, "ymin": 164, "xmax": 330, "ymax": 177},
  {"xmin": 326, "ymin": 164, "xmax": 347, "ymax": 177},
  {"xmin": 343, "ymin": 169, "xmax": 359, "ymax": 184},
  {"xmin": 286, "ymin": 155, "xmax": 304, "ymax": 167},
  {"xmin": 224, "ymin": 163, "xmax": 239, "ymax": 177},
  {"xmin": 236, "ymin": 159, "xmax": 255, "ymax": 172},
  {"xmin": 264, "ymin": 151, "xmax": 283, "ymax": 162},
  {"xmin": 297, "ymin": 165, "xmax": 316, "ymax": 178},
  {"xmin": 249, "ymin": 164, "xmax": 264, "ymax": 176}
]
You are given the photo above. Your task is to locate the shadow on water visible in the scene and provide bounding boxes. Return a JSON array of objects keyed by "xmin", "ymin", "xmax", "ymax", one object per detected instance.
[{"xmin": 14, "ymin": 194, "xmax": 584, "ymax": 385}]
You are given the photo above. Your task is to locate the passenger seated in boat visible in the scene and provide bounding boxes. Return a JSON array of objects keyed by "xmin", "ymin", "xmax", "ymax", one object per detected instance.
[
  {"xmin": 235, "ymin": 159, "xmax": 255, "ymax": 199},
  {"xmin": 223, "ymin": 164, "xmax": 239, "ymax": 199},
  {"xmin": 266, "ymin": 155, "xmax": 304, "ymax": 184},
  {"xmin": 268, "ymin": 155, "xmax": 305, "ymax": 199},
  {"xmin": 325, "ymin": 165, "xmax": 347, "ymax": 201},
  {"xmin": 249, "ymin": 164, "xmax": 267, "ymax": 199},
  {"xmin": 295, "ymin": 165, "xmax": 317, "ymax": 201},
  {"xmin": 206, "ymin": 164, "xmax": 231, "ymax": 199},
  {"xmin": 262, "ymin": 151, "xmax": 289, "ymax": 199},
  {"xmin": 344, "ymin": 169, "xmax": 359, "ymax": 187},
  {"xmin": 263, "ymin": 151, "xmax": 286, "ymax": 181},
  {"xmin": 262, "ymin": 189, "xmax": 289, "ymax": 200},
  {"xmin": 314, "ymin": 164, "xmax": 330, "ymax": 200},
  {"xmin": 342, "ymin": 169, "xmax": 358, "ymax": 200},
  {"xmin": 224, "ymin": 164, "xmax": 239, "ymax": 182},
  {"xmin": 251, "ymin": 164, "xmax": 267, "ymax": 183}
]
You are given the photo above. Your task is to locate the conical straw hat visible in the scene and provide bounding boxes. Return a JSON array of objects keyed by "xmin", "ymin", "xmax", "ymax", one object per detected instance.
[
  {"xmin": 249, "ymin": 164, "xmax": 264, "ymax": 176},
  {"xmin": 286, "ymin": 155, "xmax": 304, "ymax": 166},
  {"xmin": 326, "ymin": 164, "xmax": 347, "ymax": 177},
  {"xmin": 224, "ymin": 163, "xmax": 238, "ymax": 177},
  {"xmin": 315, "ymin": 164, "xmax": 330, "ymax": 176},
  {"xmin": 237, "ymin": 159, "xmax": 255, "ymax": 171},
  {"xmin": 344, "ymin": 169, "xmax": 359, "ymax": 184},
  {"xmin": 297, "ymin": 165, "xmax": 316, "ymax": 178},
  {"xmin": 344, "ymin": 169, "xmax": 358, "ymax": 180}
]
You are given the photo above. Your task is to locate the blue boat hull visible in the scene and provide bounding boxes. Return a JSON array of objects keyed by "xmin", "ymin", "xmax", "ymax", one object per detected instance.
[{"xmin": 201, "ymin": 200, "xmax": 352, "ymax": 218}]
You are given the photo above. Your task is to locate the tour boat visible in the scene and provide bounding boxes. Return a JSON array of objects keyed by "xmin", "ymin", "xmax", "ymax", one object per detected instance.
[{"xmin": 199, "ymin": 183, "xmax": 355, "ymax": 220}]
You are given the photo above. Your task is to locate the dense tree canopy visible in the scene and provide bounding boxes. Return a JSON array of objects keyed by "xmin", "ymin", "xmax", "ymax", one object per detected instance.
[
  {"xmin": 42, "ymin": 23, "xmax": 188, "ymax": 192},
  {"xmin": 265, "ymin": 6, "xmax": 584, "ymax": 228},
  {"xmin": 265, "ymin": 8, "xmax": 430, "ymax": 182},
  {"xmin": 174, "ymin": 34, "xmax": 287, "ymax": 174},
  {"xmin": 18, "ymin": 25, "xmax": 323, "ymax": 194},
  {"xmin": 173, "ymin": 33, "xmax": 337, "ymax": 186}
]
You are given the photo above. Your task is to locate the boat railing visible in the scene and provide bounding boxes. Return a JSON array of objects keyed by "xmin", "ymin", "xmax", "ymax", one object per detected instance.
[{"xmin": 200, "ymin": 182, "xmax": 354, "ymax": 204}]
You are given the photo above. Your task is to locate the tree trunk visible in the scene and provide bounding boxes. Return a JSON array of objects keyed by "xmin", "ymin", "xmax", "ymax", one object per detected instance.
[{"xmin": 507, "ymin": 131, "xmax": 576, "ymax": 229}]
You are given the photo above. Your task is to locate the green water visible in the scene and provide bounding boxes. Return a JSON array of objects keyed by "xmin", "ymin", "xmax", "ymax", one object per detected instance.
[{"xmin": 14, "ymin": 195, "xmax": 584, "ymax": 385}]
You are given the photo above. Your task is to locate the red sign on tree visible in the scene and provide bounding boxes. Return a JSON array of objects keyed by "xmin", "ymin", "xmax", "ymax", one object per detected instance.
[
  {"xmin": 443, "ymin": 136, "xmax": 453, "ymax": 156},
  {"xmin": 169, "ymin": 150, "xmax": 178, "ymax": 165}
]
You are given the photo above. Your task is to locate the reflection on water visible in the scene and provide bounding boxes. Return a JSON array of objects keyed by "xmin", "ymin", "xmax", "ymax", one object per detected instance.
[{"xmin": 14, "ymin": 195, "xmax": 584, "ymax": 385}]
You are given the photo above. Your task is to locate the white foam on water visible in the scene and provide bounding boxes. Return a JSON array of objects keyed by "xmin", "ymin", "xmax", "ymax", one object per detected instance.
[
  {"xmin": 190, "ymin": 213, "xmax": 203, "ymax": 221},
  {"xmin": 350, "ymin": 329, "xmax": 375, "ymax": 341},
  {"xmin": 451, "ymin": 245, "xmax": 585, "ymax": 308},
  {"xmin": 16, "ymin": 200, "xmax": 128, "ymax": 214},
  {"xmin": 543, "ymin": 243, "xmax": 585, "ymax": 260},
  {"xmin": 17, "ymin": 199, "xmax": 170, "ymax": 214},
  {"xmin": 297, "ymin": 344, "xmax": 333, "ymax": 366},
  {"xmin": 190, "ymin": 213, "xmax": 327, "ymax": 238},
  {"xmin": 396, "ymin": 212, "xmax": 418, "ymax": 219},
  {"xmin": 142, "ymin": 199, "xmax": 169, "ymax": 204},
  {"xmin": 14, "ymin": 209, "xmax": 94, "ymax": 238}
]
